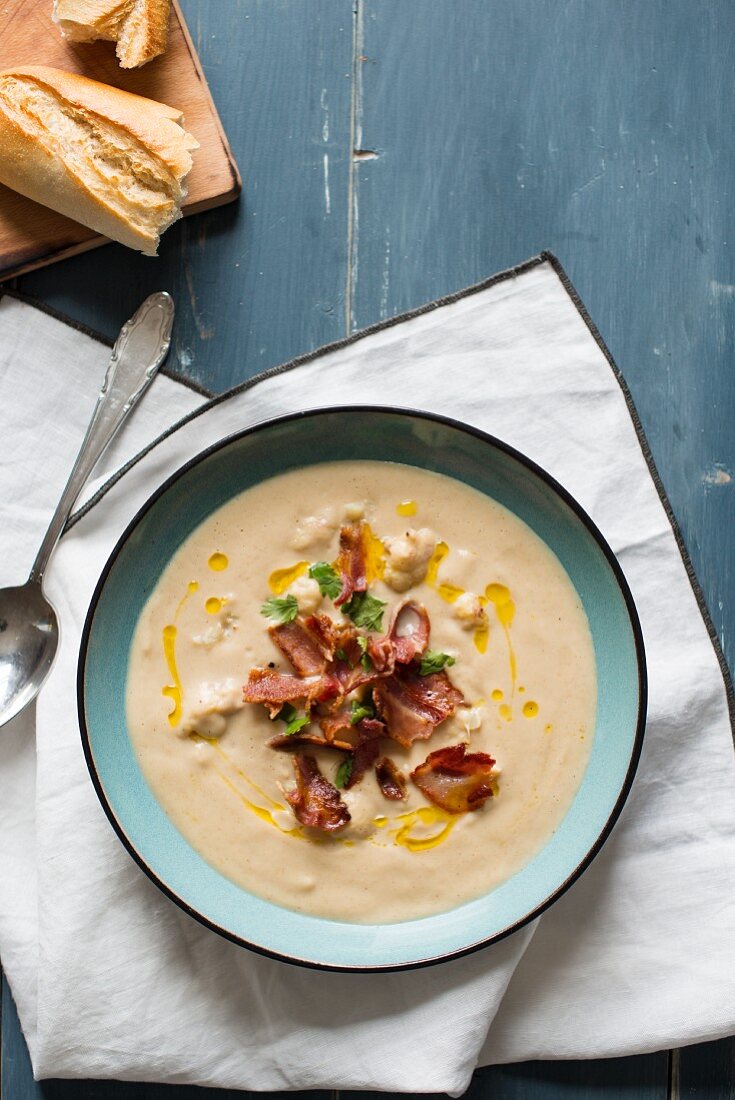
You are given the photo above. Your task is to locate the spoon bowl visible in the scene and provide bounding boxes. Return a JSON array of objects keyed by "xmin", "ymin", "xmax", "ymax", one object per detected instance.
[{"xmin": 0, "ymin": 581, "xmax": 58, "ymax": 727}]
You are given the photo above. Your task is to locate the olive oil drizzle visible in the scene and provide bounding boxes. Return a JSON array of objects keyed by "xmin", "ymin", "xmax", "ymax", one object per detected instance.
[
  {"xmin": 161, "ymin": 581, "xmax": 199, "ymax": 727},
  {"xmin": 389, "ymin": 805, "xmax": 457, "ymax": 852},
  {"xmin": 268, "ymin": 560, "xmax": 308, "ymax": 595}
]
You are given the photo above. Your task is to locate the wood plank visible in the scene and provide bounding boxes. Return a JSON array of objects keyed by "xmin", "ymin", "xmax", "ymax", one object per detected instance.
[
  {"xmin": 345, "ymin": 1056, "xmax": 669, "ymax": 1100},
  {"xmin": 678, "ymin": 1039, "xmax": 735, "ymax": 1098},
  {"xmin": 0, "ymin": 0, "xmax": 240, "ymax": 280},
  {"xmin": 468, "ymin": 1056, "xmax": 670, "ymax": 1098},
  {"xmin": 15, "ymin": 0, "xmax": 355, "ymax": 394},
  {"xmin": 347, "ymin": 1053, "xmax": 669, "ymax": 1099},
  {"xmin": 352, "ymin": 0, "xmax": 735, "ymax": 694}
]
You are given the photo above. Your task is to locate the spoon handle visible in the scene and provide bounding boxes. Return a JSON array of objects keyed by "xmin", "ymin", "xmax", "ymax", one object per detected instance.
[{"xmin": 29, "ymin": 292, "xmax": 175, "ymax": 583}]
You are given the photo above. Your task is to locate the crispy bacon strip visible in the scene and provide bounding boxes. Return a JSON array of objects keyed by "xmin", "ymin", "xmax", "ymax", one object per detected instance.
[
  {"xmin": 387, "ymin": 600, "xmax": 430, "ymax": 664},
  {"xmin": 375, "ymin": 756, "xmax": 407, "ymax": 801},
  {"xmin": 318, "ymin": 708, "xmax": 353, "ymax": 742},
  {"xmin": 286, "ymin": 754, "xmax": 351, "ymax": 831},
  {"xmin": 343, "ymin": 736, "xmax": 379, "ymax": 791},
  {"xmin": 341, "ymin": 717, "xmax": 385, "ymax": 789},
  {"xmin": 365, "ymin": 600, "xmax": 429, "ymax": 674},
  {"xmin": 411, "ymin": 744, "xmax": 496, "ymax": 814},
  {"xmin": 303, "ymin": 613, "xmax": 344, "ymax": 660},
  {"xmin": 373, "ymin": 666, "xmax": 465, "ymax": 747},
  {"xmin": 334, "ymin": 522, "xmax": 368, "ymax": 607},
  {"xmin": 268, "ymin": 731, "xmax": 353, "ymax": 752},
  {"xmin": 243, "ymin": 668, "xmax": 338, "ymax": 715},
  {"xmin": 269, "ymin": 620, "xmax": 328, "ymax": 676}
]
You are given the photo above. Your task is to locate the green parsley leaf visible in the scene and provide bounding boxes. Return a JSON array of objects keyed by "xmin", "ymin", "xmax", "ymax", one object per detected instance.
[
  {"xmin": 350, "ymin": 695, "xmax": 376, "ymax": 725},
  {"xmin": 274, "ymin": 703, "xmax": 310, "ymax": 736},
  {"xmin": 419, "ymin": 649, "xmax": 457, "ymax": 676},
  {"xmin": 341, "ymin": 590, "xmax": 386, "ymax": 632},
  {"xmin": 356, "ymin": 634, "xmax": 373, "ymax": 672},
  {"xmin": 334, "ymin": 647, "xmax": 350, "ymax": 663},
  {"xmin": 308, "ymin": 561, "xmax": 342, "ymax": 599},
  {"xmin": 260, "ymin": 594, "xmax": 299, "ymax": 624},
  {"xmin": 284, "ymin": 713, "xmax": 310, "ymax": 736},
  {"xmin": 335, "ymin": 757, "xmax": 353, "ymax": 789}
]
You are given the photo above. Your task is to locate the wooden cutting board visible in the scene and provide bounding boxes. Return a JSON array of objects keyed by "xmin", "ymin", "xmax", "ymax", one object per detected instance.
[{"xmin": 0, "ymin": 0, "xmax": 241, "ymax": 280}]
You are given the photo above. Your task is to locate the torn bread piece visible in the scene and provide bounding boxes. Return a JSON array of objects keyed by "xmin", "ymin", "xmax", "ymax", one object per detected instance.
[
  {"xmin": 0, "ymin": 66, "xmax": 197, "ymax": 255},
  {"xmin": 53, "ymin": 0, "xmax": 171, "ymax": 69}
]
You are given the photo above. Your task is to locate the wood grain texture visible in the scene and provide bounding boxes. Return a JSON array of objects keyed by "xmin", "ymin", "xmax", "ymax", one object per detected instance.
[
  {"xmin": 352, "ymin": 0, "xmax": 735, "ymax": 704},
  {"xmin": 349, "ymin": 1053, "xmax": 669, "ymax": 1100},
  {"xmin": 678, "ymin": 1038, "xmax": 735, "ymax": 1098},
  {"xmin": 2, "ymin": 1, "xmax": 734, "ymax": 1098},
  {"xmin": 0, "ymin": 0, "xmax": 240, "ymax": 279}
]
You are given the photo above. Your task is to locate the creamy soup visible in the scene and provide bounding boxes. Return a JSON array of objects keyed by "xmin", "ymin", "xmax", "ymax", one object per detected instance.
[{"xmin": 126, "ymin": 461, "xmax": 596, "ymax": 923}]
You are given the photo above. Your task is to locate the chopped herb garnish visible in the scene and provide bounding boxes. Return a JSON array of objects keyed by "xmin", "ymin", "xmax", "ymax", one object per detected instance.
[
  {"xmin": 334, "ymin": 647, "xmax": 350, "ymax": 663},
  {"xmin": 350, "ymin": 695, "xmax": 376, "ymax": 725},
  {"xmin": 335, "ymin": 757, "xmax": 353, "ymax": 789},
  {"xmin": 419, "ymin": 649, "xmax": 457, "ymax": 676},
  {"xmin": 260, "ymin": 594, "xmax": 298, "ymax": 624},
  {"xmin": 274, "ymin": 702, "xmax": 311, "ymax": 736},
  {"xmin": 357, "ymin": 634, "xmax": 373, "ymax": 672},
  {"xmin": 308, "ymin": 561, "xmax": 342, "ymax": 599},
  {"xmin": 341, "ymin": 590, "xmax": 386, "ymax": 632}
]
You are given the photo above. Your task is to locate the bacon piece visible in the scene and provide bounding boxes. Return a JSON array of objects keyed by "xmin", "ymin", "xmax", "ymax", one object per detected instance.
[
  {"xmin": 269, "ymin": 620, "xmax": 328, "ymax": 676},
  {"xmin": 334, "ymin": 522, "xmax": 368, "ymax": 607},
  {"xmin": 375, "ymin": 756, "xmax": 407, "ymax": 801},
  {"xmin": 344, "ymin": 733, "xmax": 380, "ymax": 789},
  {"xmin": 243, "ymin": 668, "xmax": 339, "ymax": 715},
  {"xmin": 286, "ymin": 754, "xmax": 351, "ymax": 831},
  {"xmin": 357, "ymin": 716, "xmax": 387, "ymax": 739},
  {"xmin": 342, "ymin": 717, "xmax": 386, "ymax": 789},
  {"xmin": 365, "ymin": 633, "xmax": 395, "ymax": 675},
  {"xmin": 364, "ymin": 600, "xmax": 430, "ymax": 674},
  {"xmin": 268, "ymin": 731, "xmax": 353, "ymax": 752},
  {"xmin": 387, "ymin": 600, "xmax": 430, "ymax": 664},
  {"xmin": 411, "ymin": 744, "xmax": 496, "ymax": 814},
  {"xmin": 303, "ymin": 613, "xmax": 343, "ymax": 660},
  {"xmin": 373, "ymin": 666, "xmax": 465, "ymax": 747},
  {"xmin": 318, "ymin": 709, "xmax": 351, "ymax": 741}
]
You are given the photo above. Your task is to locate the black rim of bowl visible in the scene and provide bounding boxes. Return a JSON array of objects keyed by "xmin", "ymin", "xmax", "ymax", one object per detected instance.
[{"xmin": 78, "ymin": 405, "xmax": 648, "ymax": 973}]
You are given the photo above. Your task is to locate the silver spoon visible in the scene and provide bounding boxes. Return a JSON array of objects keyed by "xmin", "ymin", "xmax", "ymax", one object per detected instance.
[{"xmin": 0, "ymin": 291, "xmax": 175, "ymax": 729}]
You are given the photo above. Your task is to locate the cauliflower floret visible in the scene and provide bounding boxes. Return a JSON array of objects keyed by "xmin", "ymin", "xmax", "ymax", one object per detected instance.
[
  {"xmin": 383, "ymin": 527, "xmax": 437, "ymax": 593},
  {"xmin": 288, "ymin": 574, "xmax": 323, "ymax": 614},
  {"xmin": 452, "ymin": 592, "xmax": 488, "ymax": 630},
  {"xmin": 458, "ymin": 705, "xmax": 483, "ymax": 736},
  {"xmin": 343, "ymin": 501, "xmax": 365, "ymax": 521},
  {"xmin": 291, "ymin": 507, "xmax": 338, "ymax": 551},
  {"xmin": 192, "ymin": 610, "xmax": 238, "ymax": 648},
  {"xmin": 179, "ymin": 678, "xmax": 243, "ymax": 739}
]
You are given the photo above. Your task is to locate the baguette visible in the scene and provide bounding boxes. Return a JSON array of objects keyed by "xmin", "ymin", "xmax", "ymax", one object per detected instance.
[
  {"xmin": 53, "ymin": 0, "xmax": 171, "ymax": 69},
  {"xmin": 0, "ymin": 66, "xmax": 197, "ymax": 255}
]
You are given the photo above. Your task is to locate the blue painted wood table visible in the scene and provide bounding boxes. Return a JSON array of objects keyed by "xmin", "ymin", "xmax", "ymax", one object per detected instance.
[{"xmin": 1, "ymin": 1, "xmax": 733, "ymax": 1097}]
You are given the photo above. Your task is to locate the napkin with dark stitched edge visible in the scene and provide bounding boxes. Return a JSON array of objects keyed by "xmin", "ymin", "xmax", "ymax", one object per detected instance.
[{"xmin": 0, "ymin": 255, "xmax": 733, "ymax": 1093}]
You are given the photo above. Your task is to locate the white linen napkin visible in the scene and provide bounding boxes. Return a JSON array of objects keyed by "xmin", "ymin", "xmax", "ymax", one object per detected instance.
[{"xmin": 0, "ymin": 256, "xmax": 733, "ymax": 1093}]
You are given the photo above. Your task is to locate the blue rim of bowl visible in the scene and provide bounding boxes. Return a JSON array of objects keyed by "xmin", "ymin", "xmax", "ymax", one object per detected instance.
[{"xmin": 77, "ymin": 405, "xmax": 647, "ymax": 972}]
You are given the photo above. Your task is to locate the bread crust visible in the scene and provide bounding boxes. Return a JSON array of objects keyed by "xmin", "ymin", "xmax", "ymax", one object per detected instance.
[
  {"xmin": 53, "ymin": 0, "xmax": 171, "ymax": 68},
  {"xmin": 117, "ymin": 0, "xmax": 170, "ymax": 68},
  {"xmin": 0, "ymin": 65, "xmax": 196, "ymax": 254}
]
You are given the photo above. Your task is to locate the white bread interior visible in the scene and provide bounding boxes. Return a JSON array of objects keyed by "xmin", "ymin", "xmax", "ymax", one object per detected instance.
[
  {"xmin": 53, "ymin": 0, "xmax": 171, "ymax": 69},
  {"xmin": 0, "ymin": 65, "xmax": 198, "ymax": 255}
]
